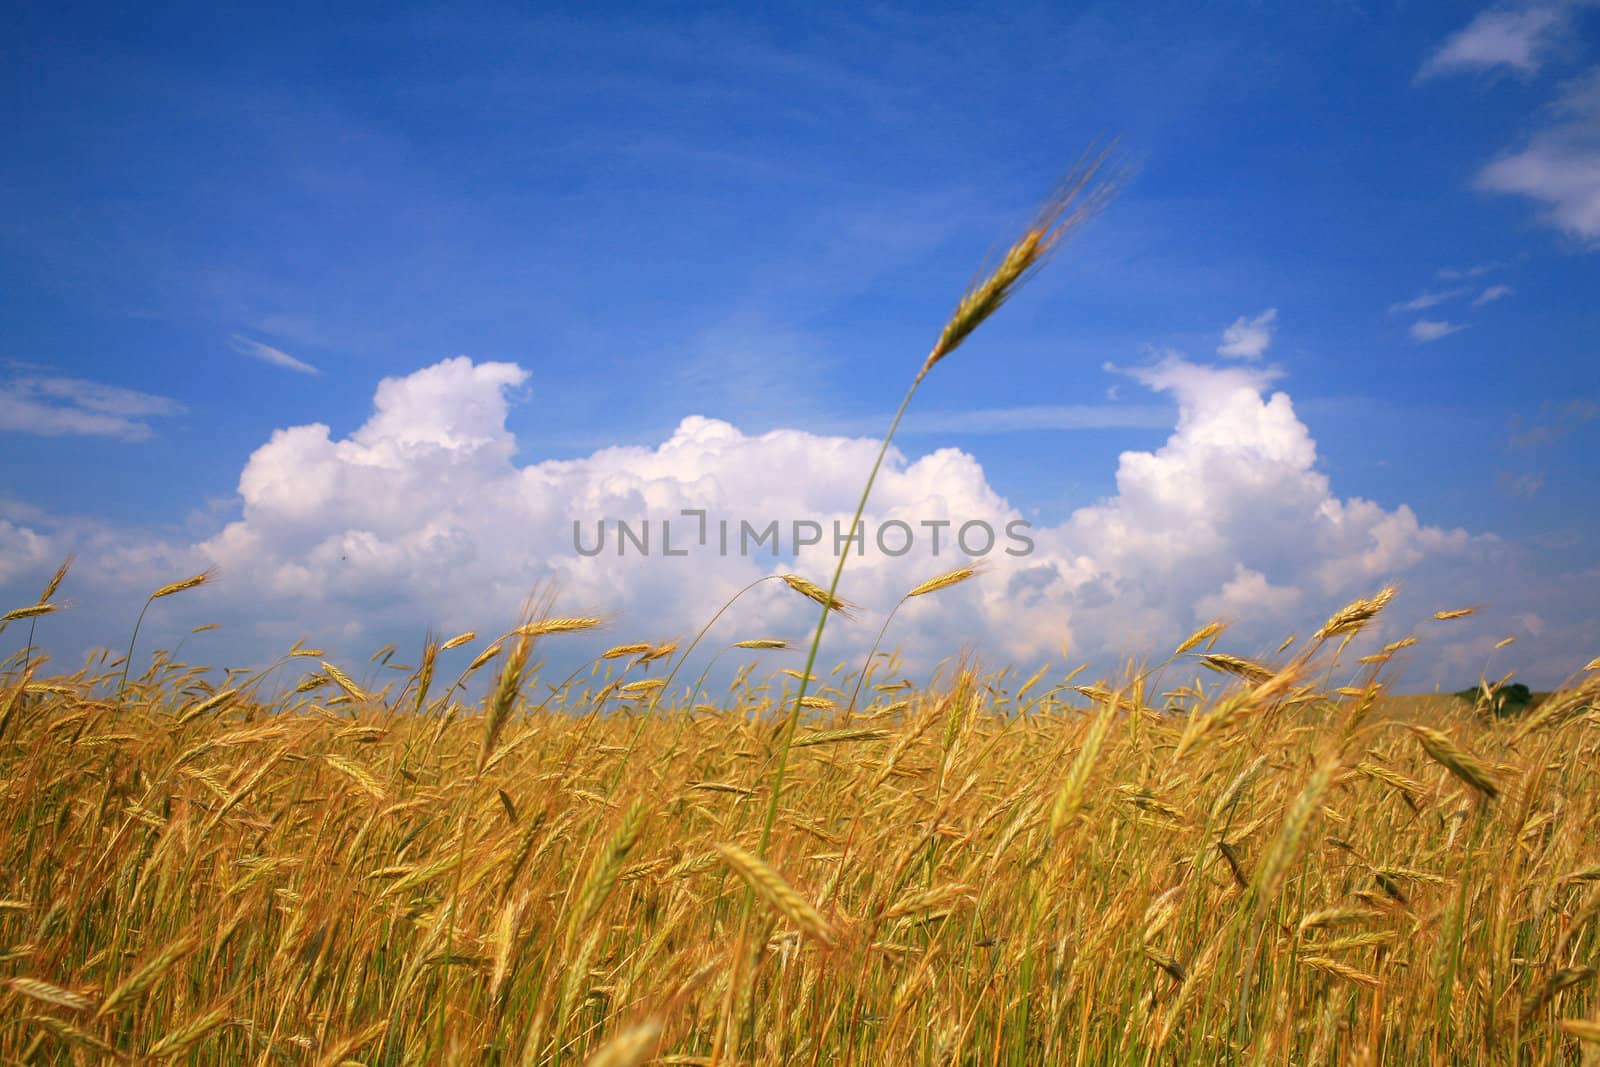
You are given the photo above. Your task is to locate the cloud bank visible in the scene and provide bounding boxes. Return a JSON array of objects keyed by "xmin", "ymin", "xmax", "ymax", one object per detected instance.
[{"xmin": 7, "ymin": 347, "xmax": 1592, "ymax": 689}]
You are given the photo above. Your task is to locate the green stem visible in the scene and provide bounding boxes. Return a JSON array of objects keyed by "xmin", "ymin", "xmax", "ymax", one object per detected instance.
[
  {"xmin": 733, "ymin": 372, "xmax": 924, "ymax": 1060},
  {"xmin": 683, "ymin": 641, "xmax": 786, "ymax": 722},
  {"xmin": 117, "ymin": 596, "xmax": 156, "ymax": 700},
  {"xmin": 438, "ymin": 791, "xmax": 474, "ymax": 1057},
  {"xmin": 534, "ymin": 656, "xmax": 607, "ymax": 714},
  {"xmin": 843, "ymin": 594, "xmax": 911, "ymax": 718},
  {"xmin": 22, "ymin": 617, "xmax": 39, "ymax": 675},
  {"xmin": 758, "ymin": 370, "xmax": 925, "ymax": 856},
  {"xmin": 642, "ymin": 574, "xmax": 779, "ymax": 719},
  {"xmin": 609, "ymin": 574, "xmax": 780, "ymax": 786}
]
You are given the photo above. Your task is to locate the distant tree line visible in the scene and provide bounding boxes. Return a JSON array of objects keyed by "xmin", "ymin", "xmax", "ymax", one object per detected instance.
[{"xmin": 1454, "ymin": 682, "xmax": 1536, "ymax": 719}]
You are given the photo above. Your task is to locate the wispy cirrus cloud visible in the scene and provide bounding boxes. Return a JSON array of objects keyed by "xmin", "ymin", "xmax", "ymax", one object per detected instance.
[
  {"xmin": 0, "ymin": 366, "xmax": 185, "ymax": 440},
  {"xmin": 229, "ymin": 335, "xmax": 321, "ymax": 375},
  {"xmin": 1475, "ymin": 283, "xmax": 1515, "ymax": 304},
  {"xmin": 1390, "ymin": 287, "xmax": 1470, "ymax": 313},
  {"xmin": 1410, "ymin": 319, "xmax": 1466, "ymax": 342},
  {"xmin": 1508, "ymin": 397, "xmax": 1600, "ymax": 447},
  {"xmin": 1498, "ymin": 470, "xmax": 1546, "ymax": 497},
  {"xmin": 1416, "ymin": 5, "xmax": 1573, "ymax": 82},
  {"xmin": 1478, "ymin": 68, "xmax": 1600, "ymax": 242},
  {"xmin": 1437, "ymin": 259, "xmax": 1513, "ymax": 279},
  {"xmin": 1216, "ymin": 308, "xmax": 1277, "ymax": 360}
]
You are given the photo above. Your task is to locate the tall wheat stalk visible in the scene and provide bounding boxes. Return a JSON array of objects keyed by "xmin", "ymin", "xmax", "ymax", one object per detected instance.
[
  {"xmin": 756, "ymin": 148, "xmax": 1118, "ymax": 856},
  {"xmin": 117, "ymin": 569, "xmax": 214, "ymax": 699},
  {"xmin": 844, "ymin": 564, "xmax": 984, "ymax": 717}
]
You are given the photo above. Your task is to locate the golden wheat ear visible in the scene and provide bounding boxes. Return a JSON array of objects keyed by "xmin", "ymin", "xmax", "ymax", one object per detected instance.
[
  {"xmin": 923, "ymin": 145, "xmax": 1121, "ymax": 375},
  {"xmin": 780, "ymin": 573, "xmax": 859, "ymax": 620},
  {"xmin": 150, "ymin": 568, "xmax": 217, "ymax": 600},
  {"xmin": 905, "ymin": 563, "xmax": 984, "ymax": 599},
  {"xmin": 38, "ymin": 554, "xmax": 74, "ymax": 602},
  {"xmin": 117, "ymin": 568, "xmax": 219, "ymax": 699}
]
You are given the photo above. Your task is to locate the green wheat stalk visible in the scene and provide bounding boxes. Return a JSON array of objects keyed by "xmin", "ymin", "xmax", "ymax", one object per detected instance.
[{"xmin": 756, "ymin": 146, "xmax": 1120, "ymax": 857}]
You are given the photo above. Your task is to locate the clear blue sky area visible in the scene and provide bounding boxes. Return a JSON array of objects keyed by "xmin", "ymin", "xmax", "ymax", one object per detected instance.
[{"xmin": 2, "ymin": 2, "xmax": 1596, "ymax": 688}]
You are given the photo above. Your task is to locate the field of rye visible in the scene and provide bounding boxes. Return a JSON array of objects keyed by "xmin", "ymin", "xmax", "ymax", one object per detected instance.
[
  {"xmin": 3, "ymin": 149, "xmax": 1598, "ymax": 1065},
  {"xmin": 1, "ymin": 578, "xmax": 1599, "ymax": 1066}
]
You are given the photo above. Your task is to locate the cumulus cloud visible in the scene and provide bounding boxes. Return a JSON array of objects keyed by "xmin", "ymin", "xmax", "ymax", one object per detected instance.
[
  {"xmin": 6, "ymin": 354, "xmax": 1594, "ymax": 688},
  {"xmin": 1479, "ymin": 69, "xmax": 1600, "ymax": 242},
  {"xmin": 1417, "ymin": 6, "xmax": 1570, "ymax": 81},
  {"xmin": 1410, "ymin": 320, "xmax": 1465, "ymax": 342},
  {"xmin": 0, "ymin": 518, "xmax": 54, "ymax": 586},
  {"xmin": 1028, "ymin": 357, "xmax": 1478, "ymax": 657},
  {"xmin": 1217, "ymin": 309, "xmax": 1277, "ymax": 360},
  {"xmin": 196, "ymin": 356, "xmax": 1018, "ymax": 662},
  {"xmin": 0, "ymin": 367, "xmax": 184, "ymax": 440},
  {"xmin": 230, "ymin": 335, "xmax": 321, "ymax": 375},
  {"xmin": 1195, "ymin": 564, "xmax": 1302, "ymax": 623}
]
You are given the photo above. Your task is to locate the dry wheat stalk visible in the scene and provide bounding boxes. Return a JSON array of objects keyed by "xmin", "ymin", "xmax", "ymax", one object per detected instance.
[
  {"xmin": 906, "ymin": 565, "xmax": 984, "ymax": 599},
  {"xmin": 582, "ymin": 1019, "xmax": 664, "ymax": 1067},
  {"xmin": 715, "ymin": 843, "xmax": 834, "ymax": 946},
  {"xmin": 1300, "ymin": 955, "xmax": 1381, "ymax": 990},
  {"xmin": 151, "ymin": 569, "xmax": 215, "ymax": 600},
  {"xmin": 923, "ymin": 148, "xmax": 1117, "ymax": 374},
  {"xmin": 320, "ymin": 661, "xmax": 370, "ymax": 703},
  {"xmin": 781, "ymin": 574, "xmax": 859, "ymax": 620},
  {"xmin": 441, "ymin": 630, "xmax": 477, "ymax": 650},
  {"xmin": 1409, "ymin": 724, "xmax": 1499, "ymax": 800},
  {"xmin": 1313, "ymin": 587, "xmax": 1396, "ymax": 643},
  {"xmin": 6, "ymin": 977, "xmax": 96, "ymax": 1013},
  {"xmin": 516, "ymin": 616, "xmax": 605, "ymax": 637}
]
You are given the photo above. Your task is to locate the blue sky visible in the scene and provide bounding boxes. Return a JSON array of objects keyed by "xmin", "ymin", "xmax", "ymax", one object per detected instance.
[{"xmin": 2, "ymin": 2, "xmax": 1597, "ymax": 690}]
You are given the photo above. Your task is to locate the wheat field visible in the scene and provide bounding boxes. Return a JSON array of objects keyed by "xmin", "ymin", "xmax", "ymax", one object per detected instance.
[
  {"xmin": 2, "ymin": 592, "xmax": 1598, "ymax": 1065},
  {"xmin": 4, "ymin": 153, "xmax": 1598, "ymax": 1065}
]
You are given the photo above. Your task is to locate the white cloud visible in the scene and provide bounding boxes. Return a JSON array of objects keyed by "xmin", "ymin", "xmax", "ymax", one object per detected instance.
[
  {"xmin": 1516, "ymin": 610, "xmax": 1548, "ymax": 637},
  {"xmin": 1390, "ymin": 288, "xmax": 1470, "ymax": 313},
  {"xmin": 1033, "ymin": 357, "xmax": 1476, "ymax": 656},
  {"xmin": 1508, "ymin": 397, "xmax": 1600, "ymax": 446},
  {"xmin": 1498, "ymin": 470, "xmax": 1546, "ymax": 496},
  {"xmin": 1479, "ymin": 69, "xmax": 1600, "ymax": 242},
  {"xmin": 1217, "ymin": 308, "xmax": 1278, "ymax": 360},
  {"xmin": 0, "ymin": 519, "xmax": 53, "ymax": 586},
  {"xmin": 230, "ymin": 335, "xmax": 321, "ymax": 375},
  {"xmin": 1417, "ymin": 6, "xmax": 1568, "ymax": 81},
  {"xmin": 1195, "ymin": 564, "xmax": 1302, "ymax": 624},
  {"xmin": 1438, "ymin": 260, "xmax": 1510, "ymax": 279},
  {"xmin": 1410, "ymin": 320, "xmax": 1465, "ymax": 342},
  {"xmin": 8, "ymin": 354, "xmax": 1595, "ymax": 688},
  {"xmin": 1474, "ymin": 283, "xmax": 1515, "ymax": 304},
  {"xmin": 0, "ymin": 368, "xmax": 185, "ymax": 440},
  {"xmin": 1481, "ymin": 149, "xmax": 1600, "ymax": 240}
]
